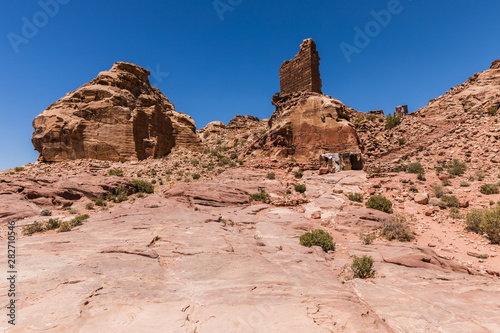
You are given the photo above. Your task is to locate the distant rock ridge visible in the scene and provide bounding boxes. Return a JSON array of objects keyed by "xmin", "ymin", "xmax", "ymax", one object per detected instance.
[{"xmin": 32, "ymin": 62, "xmax": 202, "ymax": 162}]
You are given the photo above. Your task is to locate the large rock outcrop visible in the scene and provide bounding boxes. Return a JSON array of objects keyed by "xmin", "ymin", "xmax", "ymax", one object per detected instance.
[
  {"xmin": 32, "ymin": 62, "xmax": 202, "ymax": 162},
  {"xmin": 258, "ymin": 92, "xmax": 362, "ymax": 160}
]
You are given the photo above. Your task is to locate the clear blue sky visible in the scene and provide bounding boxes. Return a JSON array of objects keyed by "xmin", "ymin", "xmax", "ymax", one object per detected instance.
[{"xmin": 1, "ymin": 0, "xmax": 499, "ymax": 171}]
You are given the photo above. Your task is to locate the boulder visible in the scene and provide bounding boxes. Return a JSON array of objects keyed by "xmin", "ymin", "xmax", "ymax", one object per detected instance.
[
  {"xmin": 414, "ymin": 193, "xmax": 429, "ymax": 205},
  {"xmin": 32, "ymin": 62, "xmax": 202, "ymax": 162}
]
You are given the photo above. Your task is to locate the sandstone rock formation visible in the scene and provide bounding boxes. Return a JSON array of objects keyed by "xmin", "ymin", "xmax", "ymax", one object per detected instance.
[
  {"xmin": 257, "ymin": 92, "xmax": 362, "ymax": 161},
  {"xmin": 32, "ymin": 62, "xmax": 202, "ymax": 162}
]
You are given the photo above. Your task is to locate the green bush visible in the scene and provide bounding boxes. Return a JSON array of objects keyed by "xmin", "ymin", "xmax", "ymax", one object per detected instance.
[
  {"xmin": 108, "ymin": 168, "xmax": 124, "ymax": 177},
  {"xmin": 266, "ymin": 172, "xmax": 276, "ymax": 180},
  {"xmin": 57, "ymin": 221, "xmax": 72, "ymax": 233},
  {"xmin": 351, "ymin": 256, "xmax": 375, "ymax": 279},
  {"xmin": 45, "ymin": 218, "xmax": 61, "ymax": 231},
  {"xmin": 299, "ymin": 229, "xmax": 335, "ymax": 252},
  {"xmin": 69, "ymin": 214, "xmax": 90, "ymax": 227},
  {"xmin": 230, "ymin": 153, "xmax": 238, "ymax": 160},
  {"xmin": 397, "ymin": 137, "xmax": 406, "ymax": 145},
  {"xmin": 480, "ymin": 184, "xmax": 499, "ymax": 195},
  {"xmin": 251, "ymin": 188, "xmax": 270, "ymax": 203},
  {"xmin": 107, "ymin": 184, "xmax": 129, "ymax": 203},
  {"xmin": 487, "ymin": 104, "xmax": 499, "ymax": 116},
  {"xmin": 294, "ymin": 170, "xmax": 303, "ymax": 179},
  {"xmin": 366, "ymin": 195, "xmax": 393, "ymax": 213},
  {"xmin": 40, "ymin": 209, "xmax": 52, "ymax": 217},
  {"xmin": 385, "ymin": 114, "xmax": 402, "ymax": 129},
  {"xmin": 23, "ymin": 221, "xmax": 44, "ymax": 235},
  {"xmin": 439, "ymin": 195, "xmax": 460, "ymax": 208},
  {"xmin": 66, "ymin": 207, "xmax": 78, "ymax": 214},
  {"xmin": 407, "ymin": 162, "xmax": 424, "ymax": 174},
  {"xmin": 446, "ymin": 159, "xmax": 466, "ymax": 176},
  {"xmin": 94, "ymin": 198, "xmax": 107, "ymax": 207},
  {"xmin": 381, "ymin": 214, "xmax": 415, "ymax": 241},
  {"xmin": 294, "ymin": 184, "xmax": 306, "ymax": 193},
  {"xmin": 466, "ymin": 206, "xmax": 500, "ymax": 244},
  {"xmin": 14, "ymin": 166, "xmax": 25, "ymax": 172},
  {"xmin": 347, "ymin": 193, "xmax": 363, "ymax": 202},
  {"xmin": 86, "ymin": 202, "xmax": 95, "ymax": 210},
  {"xmin": 132, "ymin": 179, "xmax": 154, "ymax": 194},
  {"xmin": 192, "ymin": 173, "xmax": 201, "ymax": 180}
]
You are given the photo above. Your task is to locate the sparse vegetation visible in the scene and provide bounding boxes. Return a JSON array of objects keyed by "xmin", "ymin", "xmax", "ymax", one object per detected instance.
[
  {"xmin": 439, "ymin": 195, "xmax": 460, "ymax": 208},
  {"xmin": 132, "ymin": 179, "xmax": 154, "ymax": 194},
  {"xmin": 294, "ymin": 184, "xmax": 306, "ymax": 193},
  {"xmin": 360, "ymin": 233, "xmax": 376, "ymax": 245},
  {"xmin": 441, "ymin": 179, "xmax": 452, "ymax": 186},
  {"xmin": 397, "ymin": 137, "xmax": 406, "ymax": 145},
  {"xmin": 108, "ymin": 168, "xmax": 124, "ymax": 177},
  {"xmin": 431, "ymin": 183, "xmax": 445, "ymax": 198},
  {"xmin": 366, "ymin": 195, "xmax": 393, "ymax": 213},
  {"xmin": 407, "ymin": 162, "xmax": 424, "ymax": 174},
  {"xmin": 192, "ymin": 173, "xmax": 201, "ymax": 180},
  {"xmin": 294, "ymin": 170, "xmax": 303, "ymax": 179},
  {"xmin": 85, "ymin": 202, "xmax": 95, "ymax": 210},
  {"xmin": 266, "ymin": 172, "xmax": 276, "ymax": 180},
  {"xmin": 417, "ymin": 172, "xmax": 426, "ymax": 181},
  {"xmin": 351, "ymin": 256, "xmax": 375, "ymax": 279},
  {"xmin": 466, "ymin": 205, "xmax": 500, "ymax": 244},
  {"xmin": 446, "ymin": 159, "xmax": 467, "ymax": 176},
  {"xmin": 299, "ymin": 229, "xmax": 335, "ymax": 252},
  {"xmin": 480, "ymin": 183, "xmax": 499, "ymax": 195},
  {"xmin": 381, "ymin": 214, "xmax": 415, "ymax": 241},
  {"xmin": 449, "ymin": 207, "xmax": 462, "ymax": 219},
  {"xmin": 487, "ymin": 104, "xmax": 499, "ymax": 116},
  {"xmin": 94, "ymin": 198, "xmax": 107, "ymax": 207},
  {"xmin": 40, "ymin": 209, "xmax": 52, "ymax": 217},
  {"xmin": 66, "ymin": 207, "xmax": 78, "ymax": 214},
  {"xmin": 251, "ymin": 187, "xmax": 270, "ymax": 203},
  {"xmin": 107, "ymin": 184, "xmax": 129, "ymax": 203},
  {"xmin": 385, "ymin": 114, "xmax": 402, "ymax": 129},
  {"xmin": 44, "ymin": 218, "xmax": 61, "ymax": 230},
  {"xmin": 23, "ymin": 221, "xmax": 44, "ymax": 235},
  {"xmin": 347, "ymin": 193, "xmax": 363, "ymax": 202}
]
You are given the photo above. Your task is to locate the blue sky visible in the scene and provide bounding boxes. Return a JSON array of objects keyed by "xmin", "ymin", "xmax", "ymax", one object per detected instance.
[{"xmin": 1, "ymin": 0, "xmax": 499, "ymax": 171}]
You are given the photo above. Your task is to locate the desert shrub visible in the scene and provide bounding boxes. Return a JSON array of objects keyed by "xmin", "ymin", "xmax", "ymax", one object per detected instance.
[
  {"xmin": 366, "ymin": 195, "xmax": 393, "ymax": 213},
  {"xmin": 69, "ymin": 214, "xmax": 90, "ymax": 227},
  {"xmin": 94, "ymin": 198, "xmax": 107, "ymax": 207},
  {"xmin": 66, "ymin": 207, "xmax": 78, "ymax": 214},
  {"xmin": 367, "ymin": 114, "xmax": 377, "ymax": 122},
  {"xmin": 476, "ymin": 171, "xmax": 486, "ymax": 181},
  {"xmin": 487, "ymin": 104, "xmax": 499, "ymax": 116},
  {"xmin": 460, "ymin": 181, "xmax": 470, "ymax": 187},
  {"xmin": 132, "ymin": 179, "xmax": 154, "ymax": 194},
  {"xmin": 14, "ymin": 166, "xmax": 25, "ymax": 172},
  {"xmin": 266, "ymin": 172, "xmax": 276, "ymax": 180},
  {"xmin": 439, "ymin": 195, "xmax": 460, "ymax": 208},
  {"xmin": 137, "ymin": 192, "xmax": 145, "ymax": 198},
  {"xmin": 435, "ymin": 166, "xmax": 444, "ymax": 173},
  {"xmin": 294, "ymin": 184, "xmax": 307, "ymax": 193},
  {"xmin": 351, "ymin": 256, "xmax": 375, "ymax": 279},
  {"xmin": 40, "ymin": 209, "xmax": 52, "ymax": 217},
  {"xmin": 417, "ymin": 172, "xmax": 426, "ymax": 181},
  {"xmin": 192, "ymin": 173, "xmax": 201, "ymax": 180},
  {"xmin": 409, "ymin": 185, "xmax": 418, "ymax": 193},
  {"xmin": 407, "ymin": 162, "xmax": 424, "ymax": 174},
  {"xmin": 397, "ymin": 137, "xmax": 406, "ymax": 145},
  {"xmin": 441, "ymin": 179, "xmax": 452, "ymax": 186},
  {"xmin": 299, "ymin": 229, "xmax": 335, "ymax": 252},
  {"xmin": 108, "ymin": 168, "xmax": 124, "ymax": 177},
  {"xmin": 446, "ymin": 159, "xmax": 466, "ymax": 176},
  {"xmin": 480, "ymin": 184, "xmax": 499, "ymax": 195},
  {"xmin": 107, "ymin": 184, "xmax": 129, "ymax": 203},
  {"xmin": 381, "ymin": 214, "xmax": 415, "ymax": 241},
  {"xmin": 466, "ymin": 206, "xmax": 500, "ymax": 244},
  {"xmin": 23, "ymin": 221, "xmax": 44, "ymax": 235},
  {"xmin": 230, "ymin": 153, "xmax": 238, "ymax": 160},
  {"xmin": 347, "ymin": 193, "xmax": 363, "ymax": 202},
  {"xmin": 85, "ymin": 202, "xmax": 94, "ymax": 210},
  {"xmin": 360, "ymin": 233, "xmax": 376, "ymax": 245},
  {"xmin": 57, "ymin": 221, "xmax": 72, "ymax": 233},
  {"xmin": 431, "ymin": 183, "xmax": 445, "ymax": 198},
  {"xmin": 251, "ymin": 188, "xmax": 270, "ymax": 203},
  {"xmin": 45, "ymin": 218, "xmax": 61, "ymax": 230},
  {"xmin": 385, "ymin": 114, "xmax": 401, "ymax": 129},
  {"xmin": 449, "ymin": 207, "xmax": 462, "ymax": 219},
  {"xmin": 353, "ymin": 114, "xmax": 365, "ymax": 126},
  {"xmin": 294, "ymin": 170, "xmax": 303, "ymax": 179}
]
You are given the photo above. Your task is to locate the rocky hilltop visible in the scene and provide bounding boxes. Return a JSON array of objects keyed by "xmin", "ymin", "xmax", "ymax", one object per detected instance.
[
  {"xmin": 357, "ymin": 59, "xmax": 500, "ymax": 171},
  {"xmin": 32, "ymin": 62, "xmax": 202, "ymax": 162}
]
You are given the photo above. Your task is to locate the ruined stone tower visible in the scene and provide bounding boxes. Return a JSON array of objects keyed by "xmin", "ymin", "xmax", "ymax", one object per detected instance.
[{"xmin": 279, "ymin": 38, "xmax": 322, "ymax": 95}]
